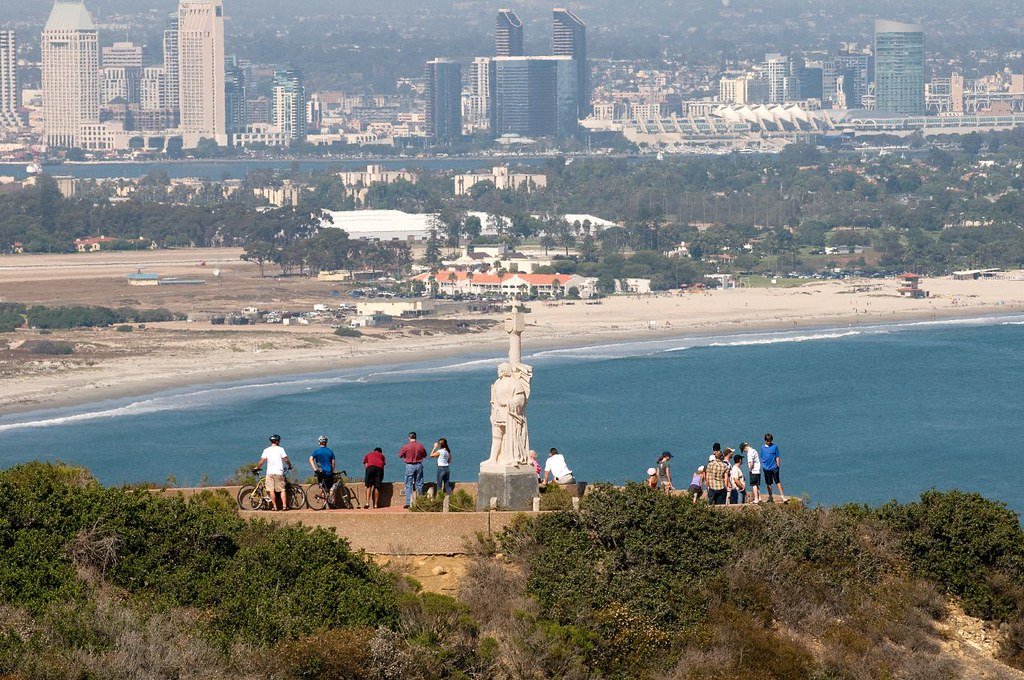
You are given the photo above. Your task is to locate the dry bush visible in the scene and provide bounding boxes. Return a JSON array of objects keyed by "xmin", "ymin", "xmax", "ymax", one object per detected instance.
[
  {"xmin": 370, "ymin": 627, "xmax": 424, "ymax": 680},
  {"xmin": 270, "ymin": 627, "xmax": 375, "ymax": 680},
  {"xmin": 65, "ymin": 525, "xmax": 121, "ymax": 584},
  {"xmin": 459, "ymin": 554, "xmax": 529, "ymax": 631}
]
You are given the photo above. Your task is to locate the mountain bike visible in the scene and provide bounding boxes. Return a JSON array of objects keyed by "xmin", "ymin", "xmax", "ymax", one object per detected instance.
[
  {"xmin": 306, "ymin": 470, "xmax": 358, "ymax": 510},
  {"xmin": 237, "ymin": 469, "xmax": 306, "ymax": 510}
]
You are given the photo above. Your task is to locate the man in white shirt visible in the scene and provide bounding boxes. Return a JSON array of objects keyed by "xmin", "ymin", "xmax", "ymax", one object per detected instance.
[
  {"xmin": 741, "ymin": 442, "xmax": 761, "ymax": 504},
  {"xmin": 253, "ymin": 434, "xmax": 293, "ymax": 511},
  {"xmin": 541, "ymin": 447, "xmax": 576, "ymax": 486}
]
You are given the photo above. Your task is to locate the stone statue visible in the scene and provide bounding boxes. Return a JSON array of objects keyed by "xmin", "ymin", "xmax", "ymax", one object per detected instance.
[{"xmin": 482, "ymin": 314, "xmax": 533, "ymax": 470}]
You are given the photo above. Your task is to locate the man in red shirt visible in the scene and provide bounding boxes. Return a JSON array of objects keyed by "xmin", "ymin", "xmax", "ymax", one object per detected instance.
[
  {"xmin": 362, "ymin": 447, "xmax": 386, "ymax": 509},
  {"xmin": 398, "ymin": 432, "xmax": 427, "ymax": 508}
]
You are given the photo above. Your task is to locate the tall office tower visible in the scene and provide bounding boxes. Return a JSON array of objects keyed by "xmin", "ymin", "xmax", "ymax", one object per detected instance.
[
  {"xmin": 271, "ymin": 67, "xmax": 306, "ymax": 142},
  {"xmin": 0, "ymin": 31, "xmax": 22, "ymax": 128},
  {"xmin": 102, "ymin": 41, "xmax": 143, "ymax": 68},
  {"xmin": 495, "ymin": 9, "xmax": 524, "ymax": 57},
  {"xmin": 140, "ymin": 66, "xmax": 166, "ymax": 109},
  {"xmin": 798, "ymin": 62, "xmax": 823, "ymax": 101},
  {"xmin": 490, "ymin": 56, "xmax": 578, "ymax": 139},
  {"xmin": 552, "ymin": 8, "xmax": 589, "ymax": 117},
  {"xmin": 102, "ymin": 67, "xmax": 141, "ymax": 105},
  {"xmin": 162, "ymin": 15, "xmax": 179, "ymax": 122},
  {"xmin": 246, "ymin": 95, "xmax": 270, "ymax": 125},
  {"xmin": 834, "ymin": 51, "xmax": 872, "ymax": 108},
  {"xmin": 469, "ymin": 57, "xmax": 492, "ymax": 130},
  {"xmin": 41, "ymin": 0, "xmax": 99, "ymax": 148},
  {"xmin": 424, "ymin": 58, "xmax": 462, "ymax": 145},
  {"xmin": 762, "ymin": 54, "xmax": 800, "ymax": 103},
  {"xmin": 178, "ymin": 0, "xmax": 226, "ymax": 146},
  {"xmin": 874, "ymin": 19, "xmax": 925, "ymax": 115},
  {"xmin": 224, "ymin": 55, "xmax": 247, "ymax": 132}
]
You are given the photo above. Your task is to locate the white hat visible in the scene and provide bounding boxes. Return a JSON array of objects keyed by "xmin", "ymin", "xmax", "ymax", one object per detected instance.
[
  {"xmin": 697, "ymin": 465, "xmax": 705, "ymax": 472},
  {"xmin": 646, "ymin": 467, "xmax": 657, "ymax": 476},
  {"xmin": 708, "ymin": 454, "xmax": 715, "ymax": 462}
]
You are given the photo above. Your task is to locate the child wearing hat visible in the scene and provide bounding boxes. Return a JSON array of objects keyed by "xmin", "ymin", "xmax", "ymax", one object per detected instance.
[
  {"xmin": 646, "ymin": 467, "xmax": 659, "ymax": 489},
  {"xmin": 689, "ymin": 466, "xmax": 706, "ymax": 504}
]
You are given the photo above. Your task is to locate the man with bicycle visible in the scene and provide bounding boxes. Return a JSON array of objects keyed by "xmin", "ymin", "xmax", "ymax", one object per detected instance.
[
  {"xmin": 253, "ymin": 434, "xmax": 293, "ymax": 511},
  {"xmin": 309, "ymin": 435, "xmax": 337, "ymax": 497}
]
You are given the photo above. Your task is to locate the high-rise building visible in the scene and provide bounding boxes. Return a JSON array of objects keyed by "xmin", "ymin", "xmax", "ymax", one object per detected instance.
[
  {"xmin": 495, "ymin": 9, "xmax": 524, "ymax": 57},
  {"xmin": 102, "ymin": 41, "xmax": 143, "ymax": 68},
  {"xmin": 469, "ymin": 57, "xmax": 492, "ymax": 131},
  {"xmin": 425, "ymin": 58, "xmax": 462, "ymax": 145},
  {"xmin": 42, "ymin": 0, "xmax": 99, "ymax": 148},
  {"xmin": 490, "ymin": 56, "xmax": 578, "ymax": 139},
  {"xmin": 874, "ymin": 19, "xmax": 925, "ymax": 115},
  {"xmin": 102, "ymin": 67, "xmax": 141, "ymax": 105},
  {"xmin": 833, "ymin": 51, "xmax": 872, "ymax": 109},
  {"xmin": 718, "ymin": 74, "xmax": 769, "ymax": 106},
  {"xmin": 140, "ymin": 66, "xmax": 166, "ymax": 110},
  {"xmin": 162, "ymin": 15, "xmax": 179, "ymax": 122},
  {"xmin": 225, "ymin": 55, "xmax": 247, "ymax": 132},
  {"xmin": 271, "ymin": 66, "xmax": 306, "ymax": 142},
  {"xmin": 552, "ymin": 8, "xmax": 589, "ymax": 117},
  {"xmin": 762, "ymin": 54, "xmax": 800, "ymax": 103},
  {"xmin": 178, "ymin": 0, "xmax": 226, "ymax": 146},
  {"xmin": 0, "ymin": 31, "xmax": 22, "ymax": 129}
]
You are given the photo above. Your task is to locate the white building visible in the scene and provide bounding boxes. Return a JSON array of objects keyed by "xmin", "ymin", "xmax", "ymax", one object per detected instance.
[
  {"xmin": 177, "ymin": 0, "xmax": 226, "ymax": 147},
  {"xmin": 140, "ymin": 67, "xmax": 167, "ymax": 111},
  {"xmin": 454, "ymin": 166, "xmax": 547, "ymax": 196},
  {"xmin": 101, "ymin": 41, "xmax": 143, "ymax": 68},
  {"xmin": 0, "ymin": 31, "xmax": 21, "ymax": 129},
  {"xmin": 41, "ymin": 0, "xmax": 99, "ymax": 148},
  {"xmin": 413, "ymin": 269, "xmax": 598, "ymax": 299},
  {"xmin": 468, "ymin": 57, "xmax": 491, "ymax": 131},
  {"xmin": 337, "ymin": 164, "xmax": 417, "ymax": 187}
]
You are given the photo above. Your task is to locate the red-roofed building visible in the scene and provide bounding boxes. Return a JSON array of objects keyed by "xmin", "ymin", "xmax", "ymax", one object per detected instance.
[
  {"xmin": 897, "ymin": 273, "xmax": 928, "ymax": 298},
  {"xmin": 413, "ymin": 269, "xmax": 598, "ymax": 298}
]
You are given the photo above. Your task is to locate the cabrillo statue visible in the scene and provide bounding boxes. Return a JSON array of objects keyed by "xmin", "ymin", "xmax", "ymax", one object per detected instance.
[{"xmin": 482, "ymin": 313, "xmax": 533, "ymax": 472}]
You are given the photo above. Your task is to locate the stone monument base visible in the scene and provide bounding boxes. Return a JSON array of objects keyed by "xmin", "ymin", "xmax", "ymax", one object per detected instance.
[{"xmin": 477, "ymin": 465, "xmax": 539, "ymax": 511}]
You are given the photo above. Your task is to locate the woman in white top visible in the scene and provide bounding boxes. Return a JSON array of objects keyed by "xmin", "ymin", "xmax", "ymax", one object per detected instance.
[{"xmin": 430, "ymin": 437, "xmax": 453, "ymax": 495}]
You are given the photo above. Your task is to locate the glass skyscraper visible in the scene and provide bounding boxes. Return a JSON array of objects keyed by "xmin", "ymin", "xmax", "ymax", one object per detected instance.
[
  {"xmin": 874, "ymin": 19, "xmax": 925, "ymax": 115},
  {"xmin": 425, "ymin": 58, "xmax": 462, "ymax": 145},
  {"xmin": 495, "ymin": 10, "xmax": 524, "ymax": 57},
  {"xmin": 489, "ymin": 56, "xmax": 578, "ymax": 139}
]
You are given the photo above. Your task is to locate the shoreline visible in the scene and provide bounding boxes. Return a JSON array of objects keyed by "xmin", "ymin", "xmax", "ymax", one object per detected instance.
[{"xmin": 3, "ymin": 302, "xmax": 1021, "ymax": 421}]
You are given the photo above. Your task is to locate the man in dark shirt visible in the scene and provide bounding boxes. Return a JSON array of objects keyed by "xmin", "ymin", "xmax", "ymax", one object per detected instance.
[
  {"xmin": 362, "ymin": 447, "xmax": 386, "ymax": 509},
  {"xmin": 398, "ymin": 431, "xmax": 427, "ymax": 508}
]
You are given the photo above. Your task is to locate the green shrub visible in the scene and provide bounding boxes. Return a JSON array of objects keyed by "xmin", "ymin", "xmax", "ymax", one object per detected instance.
[
  {"xmin": 334, "ymin": 327, "xmax": 363, "ymax": 338},
  {"xmin": 539, "ymin": 484, "xmax": 574, "ymax": 511},
  {"xmin": 410, "ymin": 489, "xmax": 474, "ymax": 512},
  {"xmin": 876, "ymin": 490, "xmax": 1024, "ymax": 621},
  {"xmin": 115, "ymin": 324, "xmax": 134, "ymax": 332}
]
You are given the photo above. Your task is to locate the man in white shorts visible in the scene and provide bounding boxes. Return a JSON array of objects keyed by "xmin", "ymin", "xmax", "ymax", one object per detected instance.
[
  {"xmin": 742, "ymin": 441, "xmax": 761, "ymax": 504},
  {"xmin": 253, "ymin": 434, "xmax": 293, "ymax": 511},
  {"xmin": 541, "ymin": 448, "xmax": 576, "ymax": 486}
]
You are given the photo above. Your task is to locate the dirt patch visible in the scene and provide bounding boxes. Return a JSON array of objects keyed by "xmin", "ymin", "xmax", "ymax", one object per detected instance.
[{"xmin": 373, "ymin": 555, "xmax": 469, "ymax": 597}]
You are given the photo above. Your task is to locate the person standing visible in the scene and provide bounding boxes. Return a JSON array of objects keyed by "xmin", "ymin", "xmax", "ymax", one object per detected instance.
[
  {"xmin": 729, "ymin": 452, "xmax": 747, "ymax": 505},
  {"xmin": 309, "ymin": 435, "xmax": 336, "ymax": 491},
  {"xmin": 705, "ymin": 449, "xmax": 730, "ymax": 506},
  {"xmin": 362, "ymin": 447, "xmax": 386, "ymax": 509},
  {"xmin": 252, "ymin": 434, "xmax": 292, "ymax": 511},
  {"xmin": 656, "ymin": 451, "xmax": 674, "ymax": 492},
  {"xmin": 760, "ymin": 433, "xmax": 787, "ymax": 503},
  {"xmin": 742, "ymin": 442, "xmax": 762, "ymax": 504},
  {"xmin": 398, "ymin": 432, "xmax": 427, "ymax": 508},
  {"xmin": 430, "ymin": 437, "xmax": 453, "ymax": 495}
]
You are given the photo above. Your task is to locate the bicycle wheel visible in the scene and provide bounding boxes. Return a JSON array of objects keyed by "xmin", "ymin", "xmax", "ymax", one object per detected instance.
[
  {"xmin": 306, "ymin": 483, "xmax": 328, "ymax": 511},
  {"xmin": 237, "ymin": 485, "xmax": 256, "ymax": 510},
  {"xmin": 334, "ymin": 485, "xmax": 357, "ymax": 509},
  {"xmin": 248, "ymin": 480, "xmax": 270, "ymax": 511},
  {"xmin": 286, "ymin": 483, "xmax": 306, "ymax": 510}
]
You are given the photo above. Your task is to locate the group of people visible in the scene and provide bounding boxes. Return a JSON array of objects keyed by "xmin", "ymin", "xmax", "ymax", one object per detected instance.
[
  {"xmin": 251, "ymin": 432, "xmax": 454, "ymax": 510},
  {"xmin": 646, "ymin": 433, "xmax": 787, "ymax": 506}
]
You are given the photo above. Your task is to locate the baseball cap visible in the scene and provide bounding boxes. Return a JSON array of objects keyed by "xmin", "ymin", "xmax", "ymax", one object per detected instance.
[{"xmin": 647, "ymin": 467, "xmax": 657, "ymax": 476}]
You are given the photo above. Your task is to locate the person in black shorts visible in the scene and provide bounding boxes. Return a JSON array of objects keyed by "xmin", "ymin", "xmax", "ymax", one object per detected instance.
[{"xmin": 362, "ymin": 447, "xmax": 386, "ymax": 509}]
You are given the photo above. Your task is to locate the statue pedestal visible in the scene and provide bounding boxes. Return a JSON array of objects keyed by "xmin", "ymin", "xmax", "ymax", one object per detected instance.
[{"xmin": 477, "ymin": 464, "xmax": 538, "ymax": 511}]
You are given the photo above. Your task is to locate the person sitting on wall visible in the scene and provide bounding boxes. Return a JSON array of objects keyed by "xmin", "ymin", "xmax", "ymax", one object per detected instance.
[{"xmin": 540, "ymin": 447, "xmax": 576, "ymax": 487}]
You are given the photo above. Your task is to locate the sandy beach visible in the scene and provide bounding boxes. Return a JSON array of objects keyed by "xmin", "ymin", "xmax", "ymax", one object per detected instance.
[{"xmin": 3, "ymin": 267, "xmax": 1023, "ymax": 417}]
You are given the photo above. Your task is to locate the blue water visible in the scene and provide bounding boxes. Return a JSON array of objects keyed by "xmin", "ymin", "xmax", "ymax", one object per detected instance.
[
  {"xmin": 0, "ymin": 157, "xmax": 553, "ymax": 181},
  {"xmin": 2, "ymin": 316, "xmax": 1023, "ymax": 515}
]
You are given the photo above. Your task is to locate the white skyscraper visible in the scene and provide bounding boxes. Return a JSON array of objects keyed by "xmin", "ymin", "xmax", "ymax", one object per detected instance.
[
  {"xmin": 41, "ymin": 0, "xmax": 99, "ymax": 148},
  {"xmin": 0, "ymin": 31, "xmax": 22, "ymax": 129},
  {"xmin": 469, "ymin": 57, "xmax": 491, "ymax": 131},
  {"xmin": 177, "ymin": 0, "xmax": 226, "ymax": 146}
]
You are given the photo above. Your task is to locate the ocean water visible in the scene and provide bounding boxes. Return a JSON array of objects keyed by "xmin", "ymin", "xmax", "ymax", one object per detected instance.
[{"xmin": 2, "ymin": 316, "xmax": 1023, "ymax": 515}]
